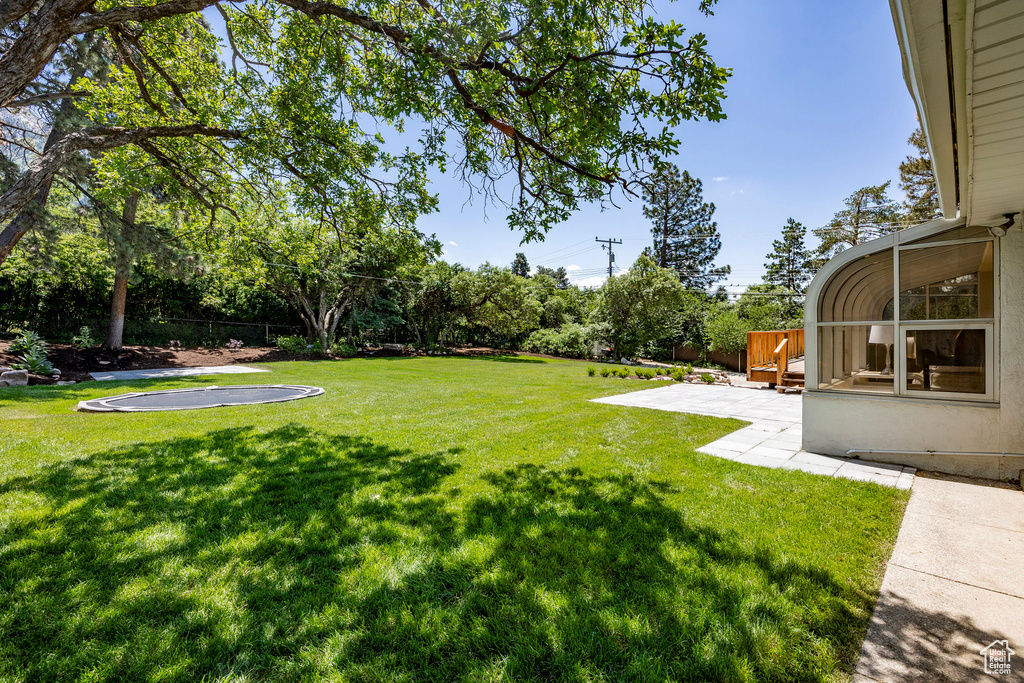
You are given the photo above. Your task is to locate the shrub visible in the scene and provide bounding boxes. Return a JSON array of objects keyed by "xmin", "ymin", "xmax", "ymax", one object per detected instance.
[
  {"xmin": 685, "ymin": 363, "xmax": 694, "ymax": 374},
  {"xmin": 600, "ymin": 368, "xmax": 612, "ymax": 377},
  {"xmin": 71, "ymin": 326, "xmax": 95, "ymax": 349},
  {"xmin": 275, "ymin": 335, "xmax": 308, "ymax": 354},
  {"xmin": 671, "ymin": 368, "xmax": 686, "ymax": 381},
  {"xmin": 522, "ymin": 323, "xmax": 597, "ymax": 359},
  {"xmin": 9, "ymin": 330, "xmax": 47, "ymax": 356},
  {"xmin": 12, "ymin": 347, "xmax": 54, "ymax": 375},
  {"xmin": 330, "ymin": 340, "xmax": 357, "ymax": 358},
  {"xmin": 700, "ymin": 372, "xmax": 716, "ymax": 384},
  {"xmin": 586, "ymin": 366, "xmax": 597, "ymax": 376},
  {"xmin": 617, "ymin": 367, "xmax": 630, "ymax": 378},
  {"xmin": 225, "ymin": 338, "xmax": 244, "ymax": 350},
  {"xmin": 707, "ymin": 309, "xmax": 750, "ymax": 355}
]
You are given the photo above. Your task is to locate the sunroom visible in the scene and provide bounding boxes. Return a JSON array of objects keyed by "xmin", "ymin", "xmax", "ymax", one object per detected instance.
[
  {"xmin": 812, "ymin": 219, "xmax": 994, "ymax": 401},
  {"xmin": 802, "ymin": 216, "xmax": 1023, "ymax": 480},
  {"xmin": 800, "ymin": 0, "xmax": 1024, "ymax": 480}
]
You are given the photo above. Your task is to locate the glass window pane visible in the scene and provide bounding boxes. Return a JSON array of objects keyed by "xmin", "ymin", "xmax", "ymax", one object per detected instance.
[
  {"xmin": 899, "ymin": 241, "xmax": 993, "ymax": 320},
  {"xmin": 818, "ymin": 250, "xmax": 894, "ymax": 322},
  {"xmin": 817, "ymin": 325, "xmax": 894, "ymax": 393},
  {"xmin": 905, "ymin": 328, "xmax": 986, "ymax": 395}
]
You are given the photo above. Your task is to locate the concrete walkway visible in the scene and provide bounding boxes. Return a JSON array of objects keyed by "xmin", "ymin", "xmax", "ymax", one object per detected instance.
[
  {"xmin": 591, "ymin": 383, "xmax": 915, "ymax": 488},
  {"xmin": 90, "ymin": 365, "xmax": 269, "ymax": 381},
  {"xmin": 855, "ymin": 473, "xmax": 1024, "ymax": 682}
]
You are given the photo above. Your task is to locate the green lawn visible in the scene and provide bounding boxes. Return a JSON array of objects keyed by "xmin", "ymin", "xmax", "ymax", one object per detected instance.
[{"xmin": 0, "ymin": 356, "xmax": 908, "ymax": 682}]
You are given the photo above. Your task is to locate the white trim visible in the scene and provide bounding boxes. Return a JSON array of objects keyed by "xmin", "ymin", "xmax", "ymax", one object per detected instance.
[
  {"xmin": 889, "ymin": 0, "xmax": 959, "ymax": 217},
  {"xmin": 964, "ymin": 0, "xmax": 977, "ymax": 223}
]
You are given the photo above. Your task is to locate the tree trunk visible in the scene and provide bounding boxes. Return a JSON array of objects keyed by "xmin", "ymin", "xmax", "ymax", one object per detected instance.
[
  {"xmin": 104, "ymin": 273, "xmax": 128, "ymax": 349},
  {"xmin": 0, "ymin": 193, "xmax": 46, "ymax": 263},
  {"xmin": 102, "ymin": 191, "xmax": 139, "ymax": 350}
]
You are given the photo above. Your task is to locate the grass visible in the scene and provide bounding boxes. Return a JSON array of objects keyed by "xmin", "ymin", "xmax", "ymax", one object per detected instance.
[{"xmin": 0, "ymin": 356, "xmax": 908, "ymax": 682}]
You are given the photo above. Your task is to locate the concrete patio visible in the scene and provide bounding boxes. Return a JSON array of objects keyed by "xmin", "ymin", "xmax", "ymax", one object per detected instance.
[{"xmin": 591, "ymin": 382, "xmax": 915, "ymax": 488}]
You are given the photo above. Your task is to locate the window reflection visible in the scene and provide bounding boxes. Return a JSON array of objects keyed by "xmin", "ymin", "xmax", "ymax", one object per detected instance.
[
  {"xmin": 905, "ymin": 329, "xmax": 986, "ymax": 394},
  {"xmin": 818, "ymin": 325, "xmax": 894, "ymax": 393},
  {"xmin": 899, "ymin": 242, "xmax": 993, "ymax": 320}
]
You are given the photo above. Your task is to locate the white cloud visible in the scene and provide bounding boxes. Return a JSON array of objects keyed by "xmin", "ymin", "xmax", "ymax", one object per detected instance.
[
  {"xmin": 712, "ymin": 176, "xmax": 728, "ymax": 182},
  {"xmin": 573, "ymin": 275, "xmax": 608, "ymax": 288},
  {"xmin": 448, "ymin": 240, "xmax": 458, "ymax": 246},
  {"xmin": 566, "ymin": 264, "xmax": 582, "ymax": 272}
]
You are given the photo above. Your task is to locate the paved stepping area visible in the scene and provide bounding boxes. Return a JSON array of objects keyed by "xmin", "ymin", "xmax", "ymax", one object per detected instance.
[
  {"xmin": 591, "ymin": 383, "xmax": 914, "ymax": 488},
  {"xmin": 90, "ymin": 365, "xmax": 269, "ymax": 381},
  {"xmin": 854, "ymin": 473, "xmax": 1024, "ymax": 681}
]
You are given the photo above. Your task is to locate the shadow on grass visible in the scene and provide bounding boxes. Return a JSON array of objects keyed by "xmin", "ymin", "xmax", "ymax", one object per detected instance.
[{"xmin": 1, "ymin": 428, "xmax": 879, "ymax": 681}]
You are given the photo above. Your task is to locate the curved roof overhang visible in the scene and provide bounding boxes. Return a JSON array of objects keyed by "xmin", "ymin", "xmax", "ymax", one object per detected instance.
[{"xmin": 805, "ymin": 216, "xmax": 967, "ymax": 328}]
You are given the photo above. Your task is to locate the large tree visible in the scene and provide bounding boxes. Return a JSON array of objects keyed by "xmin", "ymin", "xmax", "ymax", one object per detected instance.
[
  {"xmin": 899, "ymin": 127, "xmax": 941, "ymax": 223},
  {"xmin": 1, "ymin": 0, "xmax": 731, "ymax": 266},
  {"xmin": 224, "ymin": 187, "xmax": 438, "ymax": 348},
  {"xmin": 591, "ymin": 252, "xmax": 686, "ymax": 358},
  {"xmin": 95, "ymin": 189, "xmax": 199, "ymax": 349},
  {"xmin": 763, "ymin": 217, "xmax": 812, "ymax": 293},
  {"xmin": 535, "ymin": 265, "xmax": 569, "ymax": 289},
  {"xmin": 811, "ymin": 182, "xmax": 902, "ymax": 264},
  {"xmin": 0, "ymin": 31, "xmax": 111, "ymax": 261},
  {"xmin": 642, "ymin": 163, "xmax": 730, "ymax": 289}
]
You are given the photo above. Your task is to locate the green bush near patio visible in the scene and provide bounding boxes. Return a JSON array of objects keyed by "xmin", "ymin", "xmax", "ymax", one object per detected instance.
[{"xmin": 0, "ymin": 356, "xmax": 907, "ymax": 682}]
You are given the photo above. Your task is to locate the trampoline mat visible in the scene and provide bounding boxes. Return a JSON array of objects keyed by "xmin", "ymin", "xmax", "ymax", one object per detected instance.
[{"xmin": 76, "ymin": 384, "xmax": 325, "ymax": 412}]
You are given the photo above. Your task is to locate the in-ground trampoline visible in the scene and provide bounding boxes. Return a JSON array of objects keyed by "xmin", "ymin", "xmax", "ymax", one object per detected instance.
[{"xmin": 76, "ymin": 384, "xmax": 325, "ymax": 412}]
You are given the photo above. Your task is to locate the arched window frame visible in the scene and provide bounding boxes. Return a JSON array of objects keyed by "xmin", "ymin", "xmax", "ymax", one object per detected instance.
[{"xmin": 806, "ymin": 218, "xmax": 999, "ymax": 403}]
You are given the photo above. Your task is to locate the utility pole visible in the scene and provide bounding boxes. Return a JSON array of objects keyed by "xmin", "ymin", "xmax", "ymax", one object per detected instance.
[{"xmin": 595, "ymin": 236, "xmax": 622, "ymax": 278}]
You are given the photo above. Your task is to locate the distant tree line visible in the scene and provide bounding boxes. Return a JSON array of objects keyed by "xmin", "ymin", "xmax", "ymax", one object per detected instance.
[{"xmin": 1, "ymin": 127, "xmax": 939, "ymax": 363}]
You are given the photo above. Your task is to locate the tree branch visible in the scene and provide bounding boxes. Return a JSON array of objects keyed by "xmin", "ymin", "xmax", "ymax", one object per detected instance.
[
  {"xmin": 0, "ymin": 124, "xmax": 243, "ymax": 225},
  {"xmin": 5, "ymin": 89, "xmax": 91, "ymax": 108}
]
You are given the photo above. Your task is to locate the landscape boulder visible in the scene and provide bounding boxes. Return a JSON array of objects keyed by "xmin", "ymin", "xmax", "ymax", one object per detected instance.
[
  {"xmin": 683, "ymin": 370, "xmax": 731, "ymax": 386},
  {"xmin": 0, "ymin": 369, "xmax": 29, "ymax": 387}
]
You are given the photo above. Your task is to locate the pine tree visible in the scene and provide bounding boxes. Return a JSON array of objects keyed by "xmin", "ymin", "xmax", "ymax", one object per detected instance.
[
  {"xmin": 899, "ymin": 127, "xmax": 941, "ymax": 222},
  {"xmin": 96, "ymin": 191, "xmax": 196, "ymax": 349},
  {"xmin": 511, "ymin": 252, "xmax": 530, "ymax": 278},
  {"xmin": 764, "ymin": 218, "xmax": 812, "ymax": 293},
  {"xmin": 642, "ymin": 164, "xmax": 730, "ymax": 289},
  {"xmin": 812, "ymin": 182, "xmax": 902, "ymax": 264},
  {"xmin": 535, "ymin": 265, "xmax": 569, "ymax": 289}
]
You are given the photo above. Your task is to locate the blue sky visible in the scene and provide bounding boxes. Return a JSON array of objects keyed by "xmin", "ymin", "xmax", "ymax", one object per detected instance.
[{"xmin": 415, "ymin": 0, "xmax": 921, "ymax": 289}]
